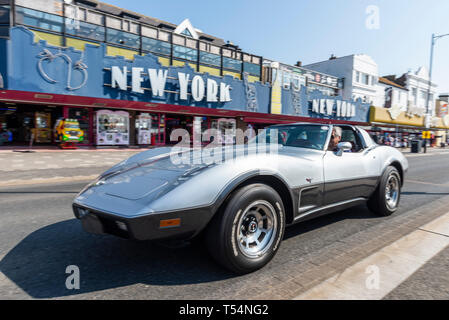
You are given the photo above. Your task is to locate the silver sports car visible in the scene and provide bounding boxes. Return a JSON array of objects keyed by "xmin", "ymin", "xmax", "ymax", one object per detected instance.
[{"xmin": 73, "ymin": 123, "xmax": 408, "ymax": 274}]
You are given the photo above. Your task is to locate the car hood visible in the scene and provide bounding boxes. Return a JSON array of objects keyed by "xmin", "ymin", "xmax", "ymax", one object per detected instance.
[
  {"xmin": 75, "ymin": 144, "xmax": 323, "ymax": 215},
  {"xmin": 86, "ymin": 153, "xmax": 211, "ymax": 201}
]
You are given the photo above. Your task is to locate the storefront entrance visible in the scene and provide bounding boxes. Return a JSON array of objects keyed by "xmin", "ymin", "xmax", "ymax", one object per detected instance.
[
  {"xmin": 0, "ymin": 104, "xmax": 63, "ymax": 146},
  {"xmin": 165, "ymin": 114, "xmax": 193, "ymax": 145},
  {"xmin": 135, "ymin": 113, "xmax": 165, "ymax": 146}
]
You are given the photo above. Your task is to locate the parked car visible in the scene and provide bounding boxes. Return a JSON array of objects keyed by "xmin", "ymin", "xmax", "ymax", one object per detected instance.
[{"xmin": 73, "ymin": 123, "xmax": 408, "ymax": 274}]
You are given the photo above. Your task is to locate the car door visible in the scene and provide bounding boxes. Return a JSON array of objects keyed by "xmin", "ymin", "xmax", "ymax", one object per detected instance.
[{"xmin": 323, "ymin": 126, "xmax": 380, "ymax": 205}]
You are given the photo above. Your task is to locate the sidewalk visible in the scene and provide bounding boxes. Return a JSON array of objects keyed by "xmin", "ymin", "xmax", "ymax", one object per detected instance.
[
  {"xmin": 0, "ymin": 149, "xmax": 143, "ymax": 186},
  {"xmin": 294, "ymin": 209, "xmax": 449, "ymax": 300},
  {"xmin": 396, "ymin": 146, "xmax": 449, "ymax": 154},
  {"xmin": 0, "ymin": 145, "xmax": 153, "ymax": 153}
]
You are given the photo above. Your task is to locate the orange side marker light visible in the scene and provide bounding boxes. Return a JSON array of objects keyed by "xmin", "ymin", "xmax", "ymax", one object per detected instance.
[{"xmin": 160, "ymin": 218, "xmax": 181, "ymax": 229}]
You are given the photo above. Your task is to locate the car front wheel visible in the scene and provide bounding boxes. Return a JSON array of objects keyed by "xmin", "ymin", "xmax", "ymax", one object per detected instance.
[
  {"xmin": 368, "ymin": 166, "xmax": 402, "ymax": 216},
  {"xmin": 206, "ymin": 183, "xmax": 285, "ymax": 274}
]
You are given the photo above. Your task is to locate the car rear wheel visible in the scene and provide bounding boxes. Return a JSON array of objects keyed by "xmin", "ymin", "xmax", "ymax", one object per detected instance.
[
  {"xmin": 206, "ymin": 184, "xmax": 285, "ymax": 274},
  {"xmin": 367, "ymin": 166, "xmax": 402, "ymax": 216}
]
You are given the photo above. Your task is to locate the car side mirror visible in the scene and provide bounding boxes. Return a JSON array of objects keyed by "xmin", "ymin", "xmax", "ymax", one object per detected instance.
[{"xmin": 336, "ymin": 142, "xmax": 352, "ymax": 156}]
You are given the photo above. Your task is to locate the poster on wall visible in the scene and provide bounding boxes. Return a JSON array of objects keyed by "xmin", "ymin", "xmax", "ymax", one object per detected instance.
[{"xmin": 96, "ymin": 110, "xmax": 129, "ymax": 146}]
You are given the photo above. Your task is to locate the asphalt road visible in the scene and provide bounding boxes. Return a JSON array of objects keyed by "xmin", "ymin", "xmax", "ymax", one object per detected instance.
[{"xmin": 1, "ymin": 153, "xmax": 449, "ymax": 299}]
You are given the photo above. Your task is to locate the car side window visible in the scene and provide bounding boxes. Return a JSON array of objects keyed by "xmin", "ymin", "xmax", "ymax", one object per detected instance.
[
  {"xmin": 340, "ymin": 127, "xmax": 364, "ymax": 152},
  {"xmin": 358, "ymin": 128, "xmax": 376, "ymax": 148}
]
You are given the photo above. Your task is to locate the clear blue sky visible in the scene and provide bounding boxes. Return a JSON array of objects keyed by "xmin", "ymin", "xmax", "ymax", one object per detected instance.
[{"xmin": 107, "ymin": 0, "xmax": 449, "ymax": 94}]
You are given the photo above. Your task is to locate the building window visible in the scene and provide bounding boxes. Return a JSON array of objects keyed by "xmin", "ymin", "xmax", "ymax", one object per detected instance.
[
  {"xmin": 180, "ymin": 28, "xmax": 192, "ymax": 38},
  {"xmin": 142, "ymin": 37, "xmax": 171, "ymax": 56},
  {"xmin": 0, "ymin": 5, "xmax": 10, "ymax": 24},
  {"xmin": 16, "ymin": 6, "xmax": 64, "ymax": 32},
  {"xmin": 282, "ymin": 72, "xmax": 291, "ymax": 89},
  {"xmin": 420, "ymin": 90, "xmax": 427, "ymax": 100},
  {"xmin": 243, "ymin": 62, "xmax": 261, "ymax": 77},
  {"xmin": 223, "ymin": 57, "xmax": 242, "ymax": 72},
  {"xmin": 173, "ymin": 45, "xmax": 198, "ymax": 62},
  {"xmin": 106, "ymin": 28, "xmax": 140, "ymax": 49},
  {"xmin": 355, "ymin": 71, "xmax": 361, "ymax": 83},
  {"xmin": 363, "ymin": 74, "xmax": 370, "ymax": 85},
  {"xmin": 66, "ymin": 20, "xmax": 105, "ymax": 41},
  {"xmin": 199, "ymin": 51, "xmax": 221, "ymax": 67},
  {"xmin": 308, "ymin": 83, "xmax": 334, "ymax": 96}
]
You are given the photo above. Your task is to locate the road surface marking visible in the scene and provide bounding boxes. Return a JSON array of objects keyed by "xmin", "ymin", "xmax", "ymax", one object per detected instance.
[{"xmin": 294, "ymin": 211, "xmax": 449, "ymax": 300}]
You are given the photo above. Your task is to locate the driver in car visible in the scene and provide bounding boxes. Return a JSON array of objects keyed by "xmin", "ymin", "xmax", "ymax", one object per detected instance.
[{"xmin": 328, "ymin": 126, "xmax": 342, "ymax": 151}]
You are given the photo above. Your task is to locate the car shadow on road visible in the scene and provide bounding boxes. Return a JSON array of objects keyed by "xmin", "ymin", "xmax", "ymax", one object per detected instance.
[
  {"xmin": 0, "ymin": 219, "xmax": 235, "ymax": 299},
  {"xmin": 283, "ymin": 204, "xmax": 380, "ymax": 241},
  {"xmin": 0, "ymin": 205, "xmax": 385, "ymax": 299}
]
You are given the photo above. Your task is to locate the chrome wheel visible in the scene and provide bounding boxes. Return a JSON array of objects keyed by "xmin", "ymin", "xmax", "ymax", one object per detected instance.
[
  {"xmin": 385, "ymin": 174, "xmax": 400, "ymax": 210},
  {"xmin": 237, "ymin": 200, "xmax": 278, "ymax": 258}
]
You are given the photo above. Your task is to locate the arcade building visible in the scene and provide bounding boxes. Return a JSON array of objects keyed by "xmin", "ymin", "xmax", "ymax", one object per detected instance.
[{"xmin": 0, "ymin": 0, "xmax": 370, "ymax": 147}]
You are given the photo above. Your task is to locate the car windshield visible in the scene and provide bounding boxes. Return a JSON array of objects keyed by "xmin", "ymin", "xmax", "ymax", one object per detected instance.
[
  {"xmin": 65, "ymin": 124, "xmax": 79, "ymax": 129},
  {"xmin": 250, "ymin": 124, "xmax": 330, "ymax": 151}
]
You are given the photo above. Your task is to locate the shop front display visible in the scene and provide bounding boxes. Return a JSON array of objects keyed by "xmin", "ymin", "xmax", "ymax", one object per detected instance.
[
  {"xmin": 33, "ymin": 112, "xmax": 51, "ymax": 143},
  {"xmin": 136, "ymin": 113, "xmax": 152, "ymax": 145},
  {"xmin": 54, "ymin": 118, "xmax": 84, "ymax": 143},
  {"xmin": 66, "ymin": 107, "xmax": 92, "ymax": 145},
  {"xmin": 96, "ymin": 110, "xmax": 130, "ymax": 146},
  {"xmin": 211, "ymin": 118, "xmax": 237, "ymax": 144}
]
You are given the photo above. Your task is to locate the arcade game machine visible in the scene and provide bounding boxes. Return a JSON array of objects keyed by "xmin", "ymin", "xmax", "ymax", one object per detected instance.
[
  {"xmin": 136, "ymin": 113, "xmax": 152, "ymax": 145},
  {"xmin": 96, "ymin": 110, "xmax": 130, "ymax": 146},
  {"xmin": 54, "ymin": 118, "xmax": 84, "ymax": 149},
  {"xmin": 33, "ymin": 112, "xmax": 51, "ymax": 143}
]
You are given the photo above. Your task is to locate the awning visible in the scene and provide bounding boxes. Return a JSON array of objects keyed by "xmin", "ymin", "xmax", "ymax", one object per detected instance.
[{"xmin": 243, "ymin": 117, "xmax": 296, "ymax": 124}]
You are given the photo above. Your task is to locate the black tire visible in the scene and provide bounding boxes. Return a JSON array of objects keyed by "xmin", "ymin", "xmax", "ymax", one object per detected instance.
[
  {"xmin": 206, "ymin": 183, "xmax": 286, "ymax": 274},
  {"xmin": 367, "ymin": 166, "xmax": 402, "ymax": 216}
]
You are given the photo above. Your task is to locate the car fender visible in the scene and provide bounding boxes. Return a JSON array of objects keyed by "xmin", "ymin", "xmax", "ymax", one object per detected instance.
[{"xmin": 376, "ymin": 146, "xmax": 408, "ymax": 186}]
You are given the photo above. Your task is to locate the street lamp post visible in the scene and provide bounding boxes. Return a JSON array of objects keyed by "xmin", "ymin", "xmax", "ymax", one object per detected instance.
[{"xmin": 424, "ymin": 33, "xmax": 449, "ymax": 152}]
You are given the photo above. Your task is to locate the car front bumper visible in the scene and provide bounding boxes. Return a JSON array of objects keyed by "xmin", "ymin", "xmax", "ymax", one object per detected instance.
[{"xmin": 72, "ymin": 203, "xmax": 214, "ymax": 241}]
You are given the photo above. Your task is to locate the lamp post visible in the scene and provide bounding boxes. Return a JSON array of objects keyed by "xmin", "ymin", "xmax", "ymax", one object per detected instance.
[{"xmin": 424, "ymin": 33, "xmax": 449, "ymax": 152}]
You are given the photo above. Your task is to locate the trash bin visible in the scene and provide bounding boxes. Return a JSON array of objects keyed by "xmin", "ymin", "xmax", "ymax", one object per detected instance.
[{"xmin": 411, "ymin": 140, "xmax": 422, "ymax": 153}]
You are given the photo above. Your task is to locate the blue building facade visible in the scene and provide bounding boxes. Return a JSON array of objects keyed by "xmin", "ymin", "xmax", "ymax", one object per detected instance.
[{"xmin": 0, "ymin": 27, "xmax": 371, "ymax": 146}]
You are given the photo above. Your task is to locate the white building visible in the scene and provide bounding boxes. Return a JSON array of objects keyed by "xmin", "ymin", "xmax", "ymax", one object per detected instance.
[
  {"xmin": 304, "ymin": 54, "xmax": 379, "ymax": 104},
  {"xmin": 393, "ymin": 67, "xmax": 438, "ymax": 116},
  {"xmin": 374, "ymin": 77, "xmax": 409, "ymax": 111}
]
